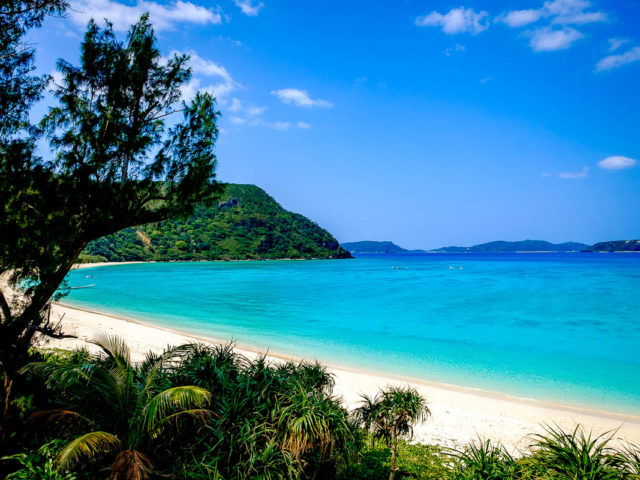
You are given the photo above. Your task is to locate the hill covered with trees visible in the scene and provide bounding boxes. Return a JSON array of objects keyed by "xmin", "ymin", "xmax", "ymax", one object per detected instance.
[
  {"xmin": 585, "ymin": 239, "xmax": 640, "ymax": 252},
  {"xmin": 82, "ymin": 184, "xmax": 352, "ymax": 261}
]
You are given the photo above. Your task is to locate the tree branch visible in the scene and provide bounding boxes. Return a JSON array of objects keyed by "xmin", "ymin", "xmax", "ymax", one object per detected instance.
[
  {"xmin": 31, "ymin": 324, "xmax": 76, "ymax": 339},
  {"xmin": 0, "ymin": 290, "xmax": 12, "ymax": 321}
]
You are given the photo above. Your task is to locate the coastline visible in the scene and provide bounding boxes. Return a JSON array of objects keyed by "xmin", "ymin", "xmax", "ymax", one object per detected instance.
[{"xmin": 41, "ymin": 302, "xmax": 640, "ymax": 450}]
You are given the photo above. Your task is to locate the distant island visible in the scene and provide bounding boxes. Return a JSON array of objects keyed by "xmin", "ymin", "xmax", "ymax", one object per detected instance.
[
  {"xmin": 81, "ymin": 184, "xmax": 352, "ymax": 262},
  {"xmin": 341, "ymin": 239, "xmax": 590, "ymax": 254},
  {"xmin": 584, "ymin": 239, "xmax": 640, "ymax": 252},
  {"xmin": 340, "ymin": 241, "xmax": 425, "ymax": 254},
  {"xmin": 430, "ymin": 240, "xmax": 589, "ymax": 253}
]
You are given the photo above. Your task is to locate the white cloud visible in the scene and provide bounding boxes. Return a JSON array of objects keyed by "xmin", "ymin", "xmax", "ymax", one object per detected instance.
[
  {"xmin": 558, "ymin": 166, "xmax": 589, "ymax": 179},
  {"xmin": 597, "ymin": 156, "xmax": 637, "ymax": 170},
  {"xmin": 49, "ymin": 70, "xmax": 65, "ymax": 87},
  {"xmin": 227, "ymin": 98, "xmax": 267, "ymax": 118},
  {"xmin": 415, "ymin": 7, "xmax": 489, "ymax": 35},
  {"xmin": 544, "ymin": 0, "xmax": 605, "ymax": 24},
  {"xmin": 167, "ymin": 50, "xmax": 237, "ymax": 101},
  {"xmin": 184, "ymin": 51, "xmax": 234, "ymax": 84},
  {"xmin": 271, "ymin": 88, "xmax": 333, "ymax": 108},
  {"xmin": 529, "ymin": 27, "xmax": 583, "ymax": 51},
  {"xmin": 596, "ymin": 46, "xmax": 640, "ymax": 72},
  {"xmin": 225, "ymin": 98, "xmax": 308, "ymax": 130},
  {"xmin": 608, "ymin": 38, "xmax": 629, "ymax": 52},
  {"xmin": 444, "ymin": 43, "xmax": 466, "ymax": 56},
  {"xmin": 261, "ymin": 121, "xmax": 310, "ymax": 130},
  {"xmin": 234, "ymin": 0, "xmax": 263, "ymax": 16},
  {"xmin": 498, "ymin": 0, "xmax": 605, "ymax": 55},
  {"xmin": 497, "ymin": 9, "xmax": 543, "ymax": 28},
  {"xmin": 479, "ymin": 76, "xmax": 492, "ymax": 83},
  {"xmin": 70, "ymin": 0, "xmax": 222, "ymax": 31}
]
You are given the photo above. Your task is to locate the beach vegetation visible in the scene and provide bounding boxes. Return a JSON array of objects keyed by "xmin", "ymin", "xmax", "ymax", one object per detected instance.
[
  {"xmin": 23, "ymin": 335, "xmax": 212, "ymax": 479},
  {"xmin": 3, "ymin": 339, "xmax": 640, "ymax": 479},
  {"xmin": 531, "ymin": 424, "xmax": 621, "ymax": 480},
  {"xmin": 354, "ymin": 386, "xmax": 431, "ymax": 480}
]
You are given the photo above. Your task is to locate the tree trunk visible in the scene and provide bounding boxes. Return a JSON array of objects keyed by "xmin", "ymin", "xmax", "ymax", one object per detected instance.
[
  {"xmin": 389, "ymin": 434, "xmax": 398, "ymax": 480},
  {"xmin": 0, "ymin": 243, "xmax": 86, "ymax": 453}
]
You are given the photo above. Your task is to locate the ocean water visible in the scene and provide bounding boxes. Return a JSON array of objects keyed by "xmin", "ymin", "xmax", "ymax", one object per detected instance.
[{"xmin": 64, "ymin": 253, "xmax": 640, "ymax": 415}]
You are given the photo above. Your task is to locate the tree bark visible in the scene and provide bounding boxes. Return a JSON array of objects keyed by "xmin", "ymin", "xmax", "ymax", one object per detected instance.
[{"xmin": 389, "ymin": 433, "xmax": 398, "ymax": 480}]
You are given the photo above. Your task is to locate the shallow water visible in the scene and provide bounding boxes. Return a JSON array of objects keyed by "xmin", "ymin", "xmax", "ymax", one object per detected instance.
[{"xmin": 65, "ymin": 253, "xmax": 640, "ymax": 415}]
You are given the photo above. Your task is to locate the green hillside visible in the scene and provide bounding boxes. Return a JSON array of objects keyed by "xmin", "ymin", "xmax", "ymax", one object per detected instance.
[
  {"xmin": 82, "ymin": 184, "xmax": 352, "ymax": 261},
  {"xmin": 586, "ymin": 239, "xmax": 640, "ymax": 252}
]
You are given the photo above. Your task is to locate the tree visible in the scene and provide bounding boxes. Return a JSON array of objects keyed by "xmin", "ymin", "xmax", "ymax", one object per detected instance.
[
  {"xmin": 24, "ymin": 335, "xmax": 212, "ymax": 479},
  {"xmin": 0, "ymin": 0, "xmax": 68, "ymax": 448},
  {"xmin": 354, "ymin": 386, "xmax": 431, "ymax": 480},
  {"xmin": 0, "ymin": 11, "xmax": 223, "ymax": 438}
]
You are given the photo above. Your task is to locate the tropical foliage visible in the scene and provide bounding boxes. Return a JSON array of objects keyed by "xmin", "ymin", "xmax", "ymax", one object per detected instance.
[
  {"xmin": 83, "ymin": 184, "xmax": 352, "ymax": 261},
  {"xmin": 23, "ymin": 335, "xmax": 211, "ymax": 479},
  {"xmin": 354, "ymin": 386, "xmax": 431, "ymax": 480},
  {"xmin": 8, "ymin": 340, "xmax": 640, "ymax": 479}
]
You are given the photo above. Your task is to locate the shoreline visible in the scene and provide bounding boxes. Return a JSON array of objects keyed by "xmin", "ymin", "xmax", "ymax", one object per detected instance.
[
  {"xmin": 54, "ymin": 302, "xmax": 640, "ymax": 424},
  {"xmin": 42, "ymin": 302, "xmax": 640, "ymax": 449}
]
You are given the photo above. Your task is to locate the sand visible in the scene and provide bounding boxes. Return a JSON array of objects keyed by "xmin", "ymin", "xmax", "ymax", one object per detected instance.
[{"xmin": 39, "ymin": 302, "xmax": 640, "ymax": 452}]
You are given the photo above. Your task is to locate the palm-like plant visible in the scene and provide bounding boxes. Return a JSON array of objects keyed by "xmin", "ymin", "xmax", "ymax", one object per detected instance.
[
  {"xmin": 532, "ymin": 424, "xmax": 619, "ymax": 480},
  {"xmin": 24, "ymin": 335, "xmax": 211, "ymax": 479},
  {"xmin": 450, "ymin": 438, "xmax": 519, "ymax": 480},
  {"xmin": 354, "ymin": 385, "xmax": 430, "ymax": 480}
]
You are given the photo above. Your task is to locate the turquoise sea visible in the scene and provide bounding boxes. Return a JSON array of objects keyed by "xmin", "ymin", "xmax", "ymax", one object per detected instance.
[{"xmin": 64, "ymin": 253, "xmax": 640, "ymax": 415}]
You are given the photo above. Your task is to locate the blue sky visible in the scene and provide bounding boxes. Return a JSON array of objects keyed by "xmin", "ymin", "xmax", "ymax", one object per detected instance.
[{"xmin": 30, "ymin": 0, "xmax": 640, "ymax": 249}]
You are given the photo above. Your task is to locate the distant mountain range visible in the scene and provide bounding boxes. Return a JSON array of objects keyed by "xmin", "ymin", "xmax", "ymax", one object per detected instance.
[
  {"xmin": 341, "ymin": 239, "xmax": 594, "ymax": 254},
  {"xmin": 430, "ymin": 240, "xmax": 589, "ymax": 253}
]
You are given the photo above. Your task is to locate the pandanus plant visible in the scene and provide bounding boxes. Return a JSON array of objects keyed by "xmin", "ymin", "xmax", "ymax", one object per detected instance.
[
  {"xmin": 354, "ymin": 385, "xmax": 430, "ymax": 480},
  {"xmin": 24, "ymin": 335, "xmax": 211, "ymax": 479}
]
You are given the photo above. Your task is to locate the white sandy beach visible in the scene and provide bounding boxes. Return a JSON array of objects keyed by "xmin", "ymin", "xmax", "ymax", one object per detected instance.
[{"xmin": 40, "ymin": 301, "xmax": 640, "ymax": 452}]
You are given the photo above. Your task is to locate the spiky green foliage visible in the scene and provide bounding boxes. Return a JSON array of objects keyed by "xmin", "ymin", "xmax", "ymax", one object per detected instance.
[
  {"xmin": 169, "ymin": 345, "xmax": 359, "ymax": 480},
  {"xmin": 354, "ymin": 386, "xmax": 431, "ymax": 480},
  {"xmin": 24, "ymin": 335, "xmax": 211, "ymax": 479},
  {"xmin": 2, "ymin": 440, "xmax": 76, "ymax": 480},
  {"xmin": 449, "ymin": 439, "xmax": 521, "ymax": 480},
  {"xmin": 532, "ymin": 424, "xmax": 620, "ymax": 480}
]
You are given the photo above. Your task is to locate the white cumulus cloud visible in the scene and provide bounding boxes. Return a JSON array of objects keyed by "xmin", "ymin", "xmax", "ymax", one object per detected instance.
[
  {"xmin": 544, "ymin": 0, "xmax": 606, "ymax": 24},
  {"xmin": 168, "ymin": 50, "xmax": 237, "ymax": 100},
  {"xmin": 415, "ymin": 7, "xmax": 489, "ymax": 35},
  {"xmin": 597, "ymin": 156, "xmax": 637, "ymax": 170},
  {"xmin": 497, "ymin": 9, "xmax": 543, "ymax": 27},
  {"xmin": 271, "ymin": 88, "xmax": 333, "ymax": 108},
  {"xmin": 234, "ymin": 0, "xmax": 263, "ymax": 16},
  {"xmin": 596, "ymin": 46, "xmax": 640, "ymax": 72},
  {"xmin": 497, "ymin": 0, "xmax": 605, "ymax": 53},
  {"xmin": 529, "ymin": 27, "xmax": 583, "ymax": 51},
  {"xmin": 70, "ymin": 0, "xmax": 222, "ymax": 31}
]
